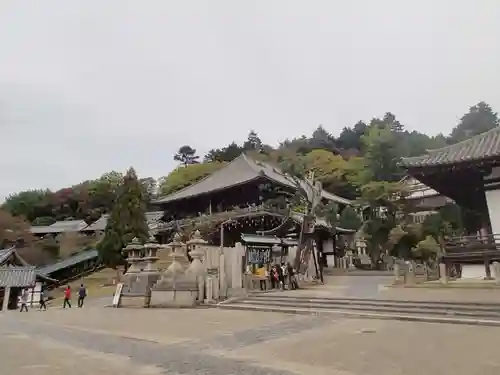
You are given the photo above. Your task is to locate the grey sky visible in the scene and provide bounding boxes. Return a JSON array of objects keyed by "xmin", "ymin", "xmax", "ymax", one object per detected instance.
[{"xmin": 1, "ymin": 0, "xmax": 499, "ymax": 200}]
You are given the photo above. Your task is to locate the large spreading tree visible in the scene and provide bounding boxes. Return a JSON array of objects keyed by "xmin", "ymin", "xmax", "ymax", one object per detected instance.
[
  {"xmin": 174, "ymin": 145, "xmax": 200, "ymax": 166},
  {"xmin": 97, "ymin": 167, "xmax": 149, "ymax": 269}
]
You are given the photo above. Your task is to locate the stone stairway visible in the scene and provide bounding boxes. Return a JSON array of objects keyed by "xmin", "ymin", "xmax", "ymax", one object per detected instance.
[{"xmin": 219, "ymin": 294, "xmax": 500, "ymax": 326}]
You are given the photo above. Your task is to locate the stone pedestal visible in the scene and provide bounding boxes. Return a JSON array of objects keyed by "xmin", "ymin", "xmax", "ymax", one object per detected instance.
[
  {"xmin": 394, "ymin": 262, "xmax": 401, "ymax": 283},
  {"xmin": 150, "ymin": 233, "xmax": 198, "ymax": 308},
  {"xmin": 461, "ymin": 264, "xmax": 486, "ymax": 280},
  {"xmin": 439, "ymin": 263, "xmax": 448, "ymax": 285},
  {"xmin": 405, "ymin": 261, "xmax": 416, "ymax": 285}
]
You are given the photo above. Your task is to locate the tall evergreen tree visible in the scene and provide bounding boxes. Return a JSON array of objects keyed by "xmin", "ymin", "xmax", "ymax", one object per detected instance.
[
  {"xmin": 448, "ymin": 101, "xmax": 499, "ymax": 144},
  {"xmin": 174, "ymin": 145, "xmax": 200, "ymax": 166},
  {"xmin": 243, "ymin": 130, "xmax": 263, "ymax": 151},
  {"xmin": 97, "ymin": 167, "xmax": 149, "ymax": 269},
  {"xmin": 361, "ymin": 125, "xmax": 402, "ymax": 182}
]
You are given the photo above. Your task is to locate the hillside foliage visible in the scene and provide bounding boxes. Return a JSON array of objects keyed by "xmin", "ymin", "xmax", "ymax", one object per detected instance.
[{"xmin": 2, "ymin": 102, "xmax": 499, "ymax": 263}]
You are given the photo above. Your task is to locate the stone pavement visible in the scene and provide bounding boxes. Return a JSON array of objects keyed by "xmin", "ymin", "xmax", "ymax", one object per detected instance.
[
  {"xmin": 3, "ymin": 304, "xmax": 500, "ymax": 375},
  {"xmin": 266, "ymin": 275, "xmax": 500, "ymax": 303}
]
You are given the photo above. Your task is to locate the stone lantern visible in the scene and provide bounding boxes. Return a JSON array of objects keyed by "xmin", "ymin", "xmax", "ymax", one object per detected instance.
[
  {"xmin": 143, "ymin": 235, "xmax": 160, "ymax": 273},
  {"xmin": 167, "ymin": 232, "xmax": 186, "ymax": 276},
  {"xmin": 186, "ymin": 230, "xmax": 208, "ymax": 302},
  {"xmin": 150, "ymin": 232, "xmax": 199, "ymax": 307},
  {"xmin": 123, "ymin": 237, "xmax": 144, "ymax": 274}
]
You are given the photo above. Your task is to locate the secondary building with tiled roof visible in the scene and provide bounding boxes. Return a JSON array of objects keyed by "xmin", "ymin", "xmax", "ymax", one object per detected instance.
[
  {"xmin": 0, "ymin": 247, "xmax": 57, "ymax": 310},
  {"xmin": 400, "ymin": 127, "xmax": 500, "ymax": 277},
  {"xmin": 83, "ymin": 211, "xmax": 165, "ymax": 232},
  {"xmin": 401, "ymin": 126, "xmax": 500, "ymax": 168},
  {"xmin": 30, "ymin": 219, "xmax": 89, "ymax": 235}
]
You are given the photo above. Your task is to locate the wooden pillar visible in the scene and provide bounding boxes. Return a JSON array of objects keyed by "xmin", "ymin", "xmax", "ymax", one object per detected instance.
[{"xmin": 2, "ymin": 287, "xmax": 11, "ymax": 311}]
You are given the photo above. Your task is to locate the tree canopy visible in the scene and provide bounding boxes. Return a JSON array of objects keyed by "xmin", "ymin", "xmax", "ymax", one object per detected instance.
[
  {"xmin": 1, "ymin": 101, "xmax": 497, "ymax": 244},
  {"xmin": 174, "ymin": 145, "xmax": 200, "ymax": 166}
]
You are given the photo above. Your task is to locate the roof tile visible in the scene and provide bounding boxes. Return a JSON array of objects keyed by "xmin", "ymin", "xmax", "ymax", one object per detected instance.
[
  {"xmin": 401, "ymin": 127, "xmax": 500, "ymax": 168},
  {"xmin": 0, "ymin": 267, "xmax": 36, "ymax": 287}
]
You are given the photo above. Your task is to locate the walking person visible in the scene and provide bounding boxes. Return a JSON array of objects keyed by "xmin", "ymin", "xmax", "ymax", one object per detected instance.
[
  {"xmin": 78, "ymin": 284, "xmax": 87, "ymax": 308},
  {"xmin": 271, "ymin": 265, "xmax": 279, "ymax": 289},
  {"xmin": 39, "ymin": 288, "xmax": 47, "ymax": 311},
  {"xmin": 63, "ymin": 285, "xmax": 72, "ymax": 308},
  {"xmin": 276, "ymin": 263, "xmax": 284, "ymax": 290},
  {"xmin": 19, "ymin": 289, "xmax": 29, "ymax": 312},
  {"xmin": 287, "ymin": 262, "xmax": 298, "ymax": 290}
]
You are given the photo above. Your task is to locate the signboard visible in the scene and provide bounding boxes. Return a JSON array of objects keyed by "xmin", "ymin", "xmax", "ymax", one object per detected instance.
[
  {"xmin": 112, "ymin": 283, "xmax": 124, "ymax": 308},
  {"xmin": 246, "ymin": 245, "xmax": 272, "ymax": 265}
]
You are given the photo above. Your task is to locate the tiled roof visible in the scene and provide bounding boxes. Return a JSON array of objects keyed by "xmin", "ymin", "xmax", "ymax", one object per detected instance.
[
  {"xmin": 0, "ymin": 267, "xmax": 37, "ymax": 287},
  {"xmin": 31, "ymin": 220, "xmax": 88, "ymax": 234},
  {"xmin": 37, "ymin": 249, "xmax": 99, "ymax": 276},
  {"xmin": 84, "ymin": 211, "xmax": 164, "ymax": 232},
  {"xmin": 154, "ymin": 154, "xmax": 351, "ymax": 206},
  {"xmin": 0, "ymin": 247, "xmax": 31, "ymax": 267},
  {"xmin": 83, "ymin": 215, "xmax": 109, "ymax": 231},
  {"xmin": 401, "ymin": 127, "xmax": 500, "ymax": 168}
]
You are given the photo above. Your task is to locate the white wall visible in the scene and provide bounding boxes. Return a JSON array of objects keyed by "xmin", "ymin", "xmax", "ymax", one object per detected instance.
[{"xmin": 485, "ymin": 189, "xmax": 500, "ymax": 237}]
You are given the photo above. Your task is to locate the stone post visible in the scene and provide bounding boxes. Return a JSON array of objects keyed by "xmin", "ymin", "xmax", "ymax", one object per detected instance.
[
  {"xmin": 493, "ymin": 262, "xmax": 500, "ymax": 285},
  {"xmin": 439, "ymin": 263, "xmax": 448, "ymax": 285},
  {"xmin": 205, "ymin": 275, "xmax": 214, "ymax": 304},
  {"xmin": 393, "ymin": 262, "xmax": 401, "ymax": 283},
  {"xmin": 2, "ymin": 286, "xmax": 10, "ymax": 311},
  {"xmin": 186, "ymin": 230, "xmax": 207, "ymax": 302},
  {"xmin": 219, "ymin": 252, "xmax": 227, "ymax": 298},
  {"xmin": 228, "ymin": 242, "xmax": 245, "ymax": 297}
]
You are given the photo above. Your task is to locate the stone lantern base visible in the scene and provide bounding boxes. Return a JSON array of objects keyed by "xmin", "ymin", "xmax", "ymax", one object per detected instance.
[
  {"xmin": 120, "ymin": 272, "xmax": 162, "ymax": 308},
  {"xmin": 150, "ymin": 278, "xmax": 198, "ymax": 308}
]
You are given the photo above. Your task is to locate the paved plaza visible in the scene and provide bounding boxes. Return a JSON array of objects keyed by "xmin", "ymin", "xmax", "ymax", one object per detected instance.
[{"xmin": 2, "ymin": 301, "xmax": 500, "ymax": 375}]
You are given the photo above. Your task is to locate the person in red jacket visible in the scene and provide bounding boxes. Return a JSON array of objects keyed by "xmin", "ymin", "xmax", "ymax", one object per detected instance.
[{"xmin": 63, "ymin": 285, "xmax": 72, "ymax": 308}]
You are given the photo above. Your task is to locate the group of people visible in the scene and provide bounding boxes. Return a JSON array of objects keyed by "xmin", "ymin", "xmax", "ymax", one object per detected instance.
[
  {"xmin": 256, "ymin": 262, "xmax": 299, "ymax": 291},
  {"xmin": 18, "ymin": 284, "xmax": 87, "ymax": 312}
]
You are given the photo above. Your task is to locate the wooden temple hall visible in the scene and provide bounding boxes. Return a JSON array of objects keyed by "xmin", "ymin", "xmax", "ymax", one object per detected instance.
[
  {"xmin": 151, "ymin": 154, "xmax": 354, "ymax": 265},
  {"xmin": 401, "ymin": 127, "xmax": 500, "ymax": 279}
]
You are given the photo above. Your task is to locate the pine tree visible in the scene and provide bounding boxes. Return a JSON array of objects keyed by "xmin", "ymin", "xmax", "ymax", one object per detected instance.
[{"xmin": 97, "ymin": 167, "xmax": 149, "ymax": 269}]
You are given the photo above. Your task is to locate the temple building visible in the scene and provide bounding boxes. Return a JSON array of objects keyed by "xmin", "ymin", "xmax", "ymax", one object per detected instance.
[
  {"xmin": 151, "ymin": 153, "xmax": 354, "ymax": 267},
  {"xmin": 0, "ymin": 247, "xmax": 57, "ymax": 310},
  {"xmin": 401, "ymin": 176, "xmax": 454, "ymax": 224},
  {"xmin": 400, "ymin": 127, "xmax": 500, "ymax": 278}
]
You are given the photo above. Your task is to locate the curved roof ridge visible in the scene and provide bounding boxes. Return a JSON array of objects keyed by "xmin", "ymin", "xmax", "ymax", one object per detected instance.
[
  {"xmin": 425, "ymin": 126, "xmax": 500, "ymax": 154},
  {"xmin": 401, "ymin": 126, "xmax": 500, "ymax": 168},
  {"xmin": 153, "ymin": 154, "xmax": 258, "ymax": 204}
]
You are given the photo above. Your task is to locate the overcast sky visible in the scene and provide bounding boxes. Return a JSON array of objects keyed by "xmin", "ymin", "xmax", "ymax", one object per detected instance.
[{"xmin": 1, "ymin": 0, "xmax": 499, "ymax": 200}]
